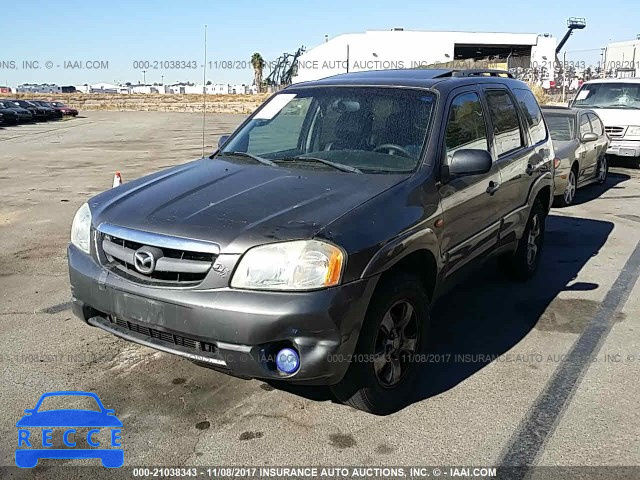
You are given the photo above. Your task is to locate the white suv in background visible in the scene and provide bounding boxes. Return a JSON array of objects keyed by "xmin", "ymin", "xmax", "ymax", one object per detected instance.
[{"xmin": 570, "ymin": 78, "xmax": 640, "ymax": 168}]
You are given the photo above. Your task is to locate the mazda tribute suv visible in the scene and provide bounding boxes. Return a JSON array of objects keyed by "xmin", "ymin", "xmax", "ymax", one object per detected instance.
[{"xmin": 68, "ymin": 69, "xmax": 553, "ymax": 414}]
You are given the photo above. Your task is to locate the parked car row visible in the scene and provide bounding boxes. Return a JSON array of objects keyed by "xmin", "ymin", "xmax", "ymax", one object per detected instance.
[
  {"xmin": 0, "ymin": 99, "xmax": 78, "ymax": 126},
  {"xmin": 541, "ymin": 106, "xmax": 610, "ymax": 207}
]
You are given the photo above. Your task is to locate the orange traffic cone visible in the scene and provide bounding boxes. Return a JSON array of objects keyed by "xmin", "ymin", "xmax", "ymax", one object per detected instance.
[{"xmin": 112, "ymin": 171, "xmax": 123, "ymax": 188}]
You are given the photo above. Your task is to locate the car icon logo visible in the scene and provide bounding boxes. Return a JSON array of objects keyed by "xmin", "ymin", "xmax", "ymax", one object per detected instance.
[
  {"xmin": 133, "ymin": 247, "xmax": 157, "ymax": 274},
  {"xmin": 15, "ymin": 391, "xmax": 123, "ymax": 468}
]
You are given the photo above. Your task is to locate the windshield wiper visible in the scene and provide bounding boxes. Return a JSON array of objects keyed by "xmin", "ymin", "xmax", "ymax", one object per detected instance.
[
  {"xmin": 277, "ymin": 156, "xmax": 363, "ymax": 173},
  {"xmin": 219, "ymin": 151, "xmax": 279, "ymax": 167}
]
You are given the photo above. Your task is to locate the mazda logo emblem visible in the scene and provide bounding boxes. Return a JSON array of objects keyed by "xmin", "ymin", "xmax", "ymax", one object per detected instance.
[{"xmin": 133, "ymin": 247, "xmax": 157, "ymax": 274}]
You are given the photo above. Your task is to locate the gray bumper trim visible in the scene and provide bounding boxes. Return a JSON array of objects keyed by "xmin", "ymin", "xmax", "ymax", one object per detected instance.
[{"xmin": 88, "ymin": 316, "xmax": 227, "ymax": 366}]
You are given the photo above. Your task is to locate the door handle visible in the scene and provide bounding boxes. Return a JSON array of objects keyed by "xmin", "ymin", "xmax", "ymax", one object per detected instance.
[{"xmin": 486, "ymin": 180, "xmax": 500, "ymax": 195}]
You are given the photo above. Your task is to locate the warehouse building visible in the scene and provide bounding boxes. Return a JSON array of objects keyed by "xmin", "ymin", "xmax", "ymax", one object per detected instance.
[
  {"xmin": 292, "ymin": 29, "xmax": 557, "ymax": 83},
  {"xmin": 603, "ymin": 38, "xmax": 640, "ymax": 77}
]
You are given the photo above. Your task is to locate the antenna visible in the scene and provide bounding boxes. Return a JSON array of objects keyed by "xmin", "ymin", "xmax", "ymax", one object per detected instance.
[{"xmin": 202, "ymin": 24, "xmax": 207, "ymax": 158}]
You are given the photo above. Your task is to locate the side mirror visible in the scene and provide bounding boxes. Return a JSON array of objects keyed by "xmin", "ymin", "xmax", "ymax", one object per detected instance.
[
  {"xmin": 24, "ymin": 409, "xmax": 35, "ymax": 414},
  {"xmin": 218, "ymin": 135, "xmax": 230, "ymax": 148},
  {"xmin": 447, "ymin": 149, "xmax": 493, "ymax": 178},
  {"xmin": 581, "ymin": 132, "xmax": 598, "ymax": 143}
]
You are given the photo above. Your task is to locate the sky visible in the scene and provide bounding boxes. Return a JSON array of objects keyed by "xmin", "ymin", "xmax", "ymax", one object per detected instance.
[{"xmin": 1, "ymin": 0, "xmax": 638, "ymax": 88}]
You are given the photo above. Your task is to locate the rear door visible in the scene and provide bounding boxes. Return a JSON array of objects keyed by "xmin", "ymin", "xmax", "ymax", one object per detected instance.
[
  {"xmin": 438, "ymin": 87, "xmax": 502, "ymax": 278},
  {"xmin": 481, "ymin": 87, "xmax": 546, "ymax": 245}
]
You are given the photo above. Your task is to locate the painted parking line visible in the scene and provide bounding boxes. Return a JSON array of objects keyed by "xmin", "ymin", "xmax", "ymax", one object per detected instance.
[{"xmin": 499, "ymin": 240, "xmax": 640, "ymax": 476}]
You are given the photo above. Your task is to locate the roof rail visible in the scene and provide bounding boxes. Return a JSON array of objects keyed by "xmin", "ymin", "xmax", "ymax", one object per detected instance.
[{"xmin": 451, "ymin": 69, "xmax": 514, "ymax": 79}]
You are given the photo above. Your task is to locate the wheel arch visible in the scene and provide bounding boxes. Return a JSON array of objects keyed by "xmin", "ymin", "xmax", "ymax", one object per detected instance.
[{"xmin": 363, "ymin": 239, "xmax": 440, "ymax": 303}]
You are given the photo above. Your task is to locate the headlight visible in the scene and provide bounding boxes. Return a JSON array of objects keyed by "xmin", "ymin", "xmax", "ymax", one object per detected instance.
[
  {"xmin": 71, "ymin": 202, "xmax": 92, "ymax": 254},
  {"xmin": 231, "ymin": 240, "xmax": 345, "ymax": 291},
  {"xmin": 625, "ymin": 126, "xmax": 640, "ymax": 137}
]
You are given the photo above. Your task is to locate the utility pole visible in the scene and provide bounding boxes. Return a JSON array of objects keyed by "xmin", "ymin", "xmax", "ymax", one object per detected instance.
[
  {"xmin": 141, "ymin": 70, "xmax": 147, "ymax": 83},
  {"xmin": 202, "ymin": 24, "xmax": 207, "ymax": 158},
  {"xmin": 562, "ymin": 51, "xmax": 567, "ymax": 104}
]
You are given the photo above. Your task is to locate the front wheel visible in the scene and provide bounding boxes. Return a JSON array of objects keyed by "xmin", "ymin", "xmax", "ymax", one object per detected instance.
[
  {"xmin": 500, "ymin": 199, "xmax": 546, "ymax": 281},
  {"xmin": 330, "ymin": 272, "xmax": 430, "ymax": 415},
  {"xmin": 553, "ymin": 168, "xmax": 577, "ymax": 207},
  {"xmin": 596, "ymin": 156, "xmax": 608, "ymax": 184}
]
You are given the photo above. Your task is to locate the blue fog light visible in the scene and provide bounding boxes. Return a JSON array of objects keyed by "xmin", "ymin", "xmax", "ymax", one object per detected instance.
[{"xmin": 276, "ymin": 348, "xmax": 300, "ymax": 374}]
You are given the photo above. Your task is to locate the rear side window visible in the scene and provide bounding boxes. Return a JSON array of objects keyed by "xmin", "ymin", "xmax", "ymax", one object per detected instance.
[
  {"xmin": 485, "ymin": 90, "xmax": 524, "ymax": 157},
  {"xmin": 587, "ymin": 113, "xmax": 604, "ymax": 136},
  {"xmin": 444, "ymin": 92, "xmax": 489, "ymax": 161},
  {"xmin": 513, "ymin": 88, "xmax": 547, "ymax": 145}
]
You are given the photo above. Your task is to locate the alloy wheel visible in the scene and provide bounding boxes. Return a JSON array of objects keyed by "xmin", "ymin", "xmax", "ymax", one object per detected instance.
[
  {"xmin": 564, "ymin": 171, "xmax": 576, "ymax": 205},
  {"xmin": 527, "ymin": 214, "xmax": 541, "ymax": 266},
  {"xmin": 373, "ymin": 300, "xmax": 419, "ymax": 388},
  {"xmin": 598, "ymin": 157, "xmax": 608, "ymax": 183}
]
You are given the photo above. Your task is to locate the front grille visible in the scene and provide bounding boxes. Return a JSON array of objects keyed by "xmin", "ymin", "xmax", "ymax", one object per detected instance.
[
  {"xmin": 97, "ymin": 225, "xmax": 218, "ymax": 287},
  {"xmin": 108, "ymin": 316, "xmax": 217, "ymax": 354},
  {"xmin": 605, "ymin": 126, "xmax": 626, "ymax": 138}
]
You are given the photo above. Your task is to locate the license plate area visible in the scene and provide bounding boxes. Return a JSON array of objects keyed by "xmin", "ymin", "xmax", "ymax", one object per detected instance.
[{"xmin": 111, "ymin": 292, "xmax": 165, "ymax": 326}]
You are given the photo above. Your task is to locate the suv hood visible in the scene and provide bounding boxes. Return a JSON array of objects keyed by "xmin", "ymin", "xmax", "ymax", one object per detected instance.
[
  {"xmin": 90, "ymin": 157, "xmax": 407, "ymax": 253},
  {"xmin": 586, "ymin": 108, "xmax": 640, "ymax": 127}
]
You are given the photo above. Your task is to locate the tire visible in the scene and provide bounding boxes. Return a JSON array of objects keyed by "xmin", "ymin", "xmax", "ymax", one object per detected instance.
[
  {"xmin": 330, "ymin": 272, "xmax": 430, "ymax": 415},
  {"xmin": 553, "ymin": 166, "xmax": 577, "ymax": 207},
  {"xmin": 596, "ymin": 156, "xmax": 608, "ymax": 184},
  {"xmin": 501, "ymin": 198, "xmax": 546, "ymax": 281}
]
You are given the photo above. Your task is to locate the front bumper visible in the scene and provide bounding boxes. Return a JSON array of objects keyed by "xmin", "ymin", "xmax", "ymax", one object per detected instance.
[
  {"xmin": 606, "ymin": 140, "xmax": 640, "ymax": 157},
  {"xmin": 68, "ymin": 245, "xmax": 378, "ymax": 385}
]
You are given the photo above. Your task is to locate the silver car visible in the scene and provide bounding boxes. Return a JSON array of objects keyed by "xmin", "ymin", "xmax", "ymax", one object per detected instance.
[{"xmin": 541, "ymin": 106, "xmax": 609, "ymax": 207}]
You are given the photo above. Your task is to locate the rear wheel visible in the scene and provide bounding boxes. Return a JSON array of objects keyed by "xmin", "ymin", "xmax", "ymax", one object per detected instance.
[
  {"xmin": 501, "ymin": 198, "xmax": 546, "ymax": 281},
  {"xmin": 330, "ymin": 272, "xmax": 430, "ymax": 415}
]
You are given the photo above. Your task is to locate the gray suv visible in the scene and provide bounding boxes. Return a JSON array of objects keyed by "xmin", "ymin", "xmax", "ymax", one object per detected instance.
[{"xmin": 68, "ymin": 69, "xmax": 554, "ymax": 414}]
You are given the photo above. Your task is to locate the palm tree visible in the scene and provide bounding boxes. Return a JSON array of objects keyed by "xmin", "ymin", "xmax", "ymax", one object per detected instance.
[{"xmin": 251, "ymin": 53, "xmax": 265, "ymax": 93}]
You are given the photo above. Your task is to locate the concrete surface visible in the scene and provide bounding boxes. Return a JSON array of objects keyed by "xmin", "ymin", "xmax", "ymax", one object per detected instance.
[{"xmin": 0, "ymin": 112, "xmax": 639, "ymax": 474}]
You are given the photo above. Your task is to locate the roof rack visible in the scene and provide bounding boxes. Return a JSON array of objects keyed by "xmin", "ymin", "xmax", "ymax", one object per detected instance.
[{"xmin": 450, "ymin": 69, "xmax": 514, "ymax": 79}]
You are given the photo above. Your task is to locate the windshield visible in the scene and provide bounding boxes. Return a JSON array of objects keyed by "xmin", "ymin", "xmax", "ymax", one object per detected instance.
[
  {"xmin": 220, "ymin": 87, "xmax": 436, "ymax": 173},
  {"xmin": 573, "ymin": 83, "xmax": 640, "ymax": 109},
  {"xmin": 544, "ymin": 114, "xmax": 576, "ymax": 141}
]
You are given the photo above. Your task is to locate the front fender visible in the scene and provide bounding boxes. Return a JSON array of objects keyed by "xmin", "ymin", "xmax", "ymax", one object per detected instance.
[{"xmin": 361, "ymin": 222, "xmax": 442, "ymax": 279}]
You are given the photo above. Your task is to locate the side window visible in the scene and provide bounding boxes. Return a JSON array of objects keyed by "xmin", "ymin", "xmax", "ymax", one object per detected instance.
[
  {"xmin": 513, "ymin": 88, "xmax": 547, "ymax": 145},
  {"xmin": 444, "ymin": 92, "xmax": 489, "ymax": 161},
  {"xmin": 247, "ymin": 97, "xmax": 312, "ymax": 154},
  {"xmin": 579, "ymin": 114, "xmax": 592, "ymax": 137},
  {"xmin": 588, "ymin": 113, "xmax": 604, "ymax": 136},
  {"xmin": 485, "ymin": 90, "xmax": 524, "ymax": 157}
]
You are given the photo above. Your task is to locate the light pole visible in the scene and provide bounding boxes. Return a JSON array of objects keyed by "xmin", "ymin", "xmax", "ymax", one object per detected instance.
[{"xmin": 141, "ymin": 70, "xmax": 147, "ymax": 84}]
